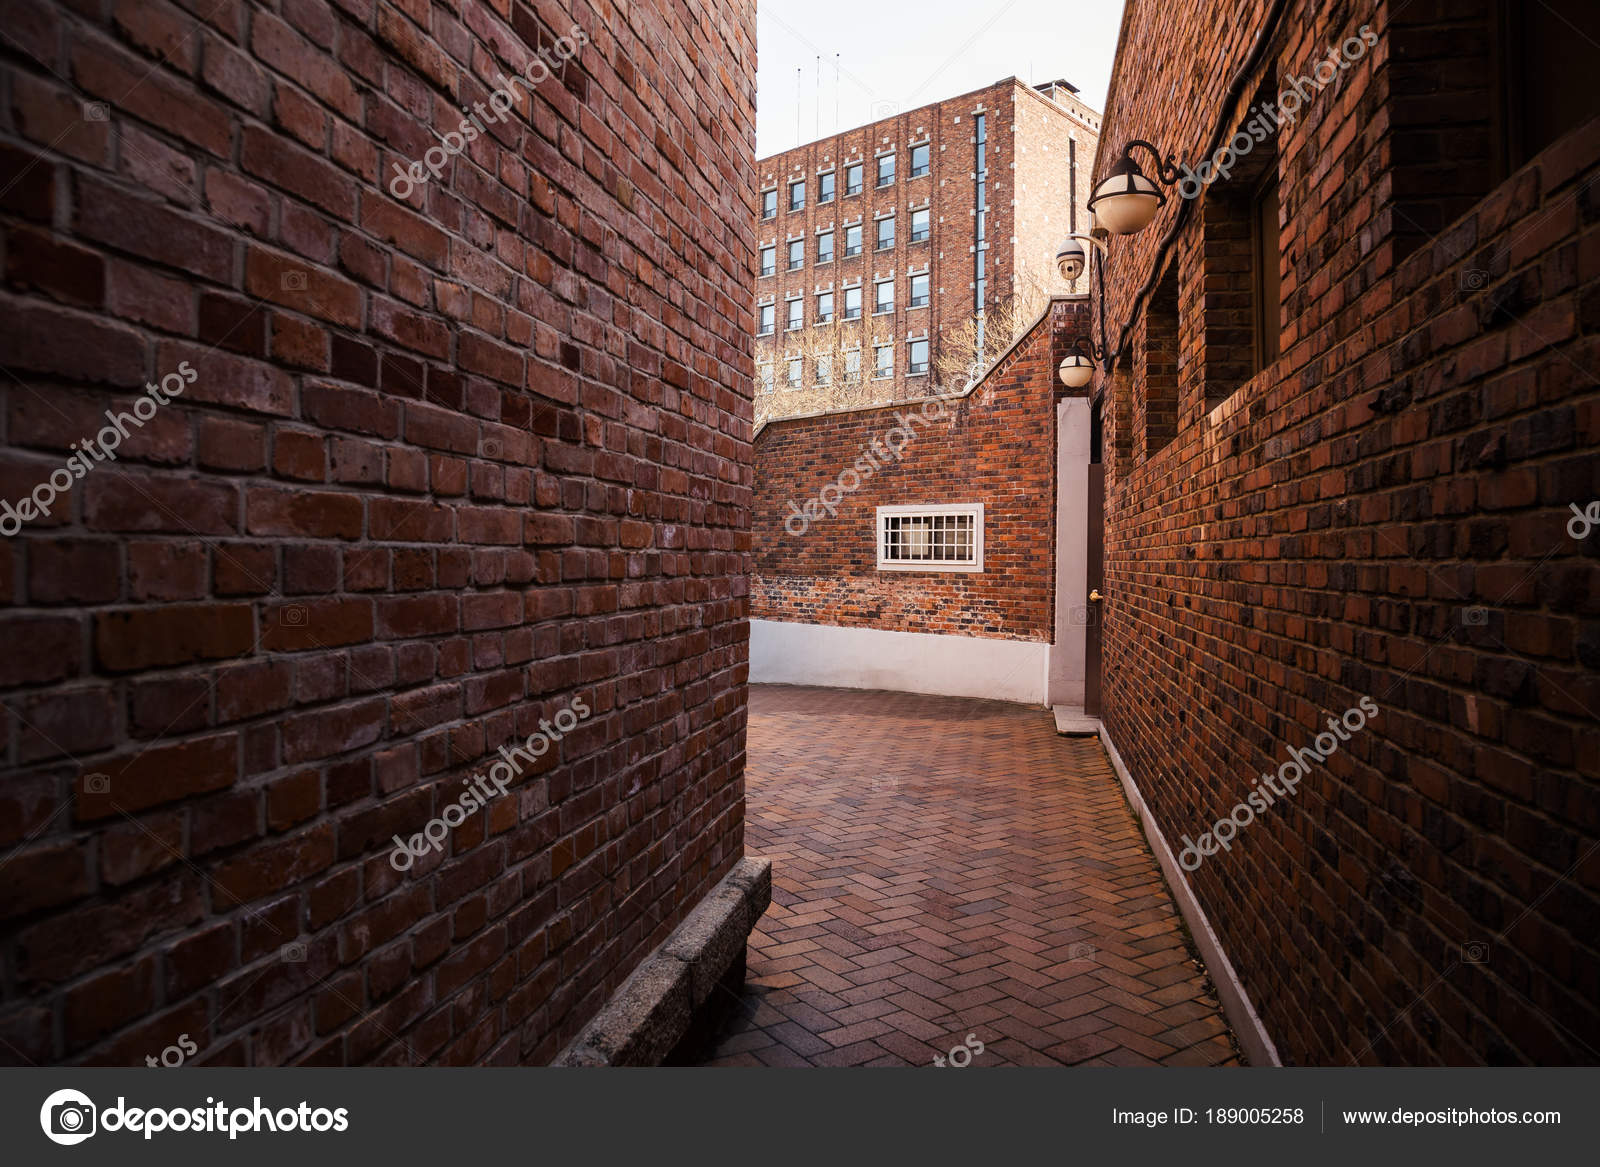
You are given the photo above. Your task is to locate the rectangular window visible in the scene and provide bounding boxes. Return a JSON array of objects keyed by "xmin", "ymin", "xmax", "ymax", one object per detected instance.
[
  {"xmin": 876, "ymin": 153, "xmax": 895, "ymax": 186},
  {"xmin": 818, "ymin": 170, "xmax": 835, "ymax": 203},
  {"xmin": 843, "ymin": 349, "xmax": 861, "ymax": 382},
  {"xmin": 1251, "ymin": 171, "xmax": 1282, "ymax": 373},
  {"xmin": 761, "ymin": 189, "xmax": 776, "ymax": 219},
  {"xmin": 786, "ymin": 357, "xmax": 803, "ymax": 388},
  {"xmin": 816, "ymin": 230, "xmax": 834, "ymax": 264},
  {"xmin": 909, "ymin": 142, "xmax": 930, "ymax": 177},
  {"xmin": 758, "ymin": 362, "xmax": 773, "ymax": 392},
  {"xmin": 816, "ymin": 355, "xmax": 832, "ymax": 384},
  {"xmin": 816, "ymin": 290, "xmax": 834, "ymax": 323},
  {"xmin": 873, "ymin": 342, "xmax": 893, "ymax": 379},
  {"xmin": 758, "ymin": 303, "xmax": 774, "ymax": 335},
  {"xmin": 909, "ymin": 272, "xmax": 929, "ymax": 308},
  {"xmin": 759, "ymin": 246, "xmax": 775, "ymax": 277},
  {"xmin": 789, "ymin": 179, "xmax": 805, "ymax": 211},
  {"xmin": 910, "ymin": 207, "xmax": 930, "ymax": 242},
  {"xmin": 877, "ymin": 504, "xmax": 983, "ymax": 572},
  {"xmin": 844, "ymin": 223, "xmax": 862, "ymax": 256},
  {"xmin": 908, "ymin": 338, "xmax": 929, "ymax": 375},
  {"xmin": 845, "ymin": 163, "xmax": 863, "ymax": 196},
  {"xmin": 874, "ymin": 279, "xmax": 894, "ymax": 314},
  {"xmin": 787, "ymin": 239, "xmax": 804, "ymax": 271},
  {"xmin": 876, "ymin": 216, "xmax": 895, "ymax": 250},
  {"xmin": 843, "ymin": 286, "xmax": 862, "ymax": 320},
  {"xmin": 786, "ymin": 298, "xmax": 803, "ymax": 331}
]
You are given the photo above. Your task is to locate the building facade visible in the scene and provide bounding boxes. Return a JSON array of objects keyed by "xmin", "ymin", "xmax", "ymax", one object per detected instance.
[
  {"xmin": 0, "ymin": 0, "xmax": 757, "ymax": 1066},
  {"xmin": 749, "ymin": 298, "xmax": 1092, "ymax": 707},
  {"xmin": 753, "ymin": 77, "xmax": 1100, "ymax": 426},
  {"xmin": 1086, "ymin": 0, "xmax": 1599, "ymax": 1064}
]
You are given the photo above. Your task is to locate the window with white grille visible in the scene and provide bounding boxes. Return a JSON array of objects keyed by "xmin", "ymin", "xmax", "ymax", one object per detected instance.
[{"xmin": 876, "ymin": 504, "xmax": 983, "ymax": 572}]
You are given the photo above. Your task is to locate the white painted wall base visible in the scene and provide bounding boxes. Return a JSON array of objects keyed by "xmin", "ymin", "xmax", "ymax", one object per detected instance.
[
  {"xmin": 749, "ymin": 618, "xmax": 1049, "ymax": 705},
  {"xmin": 1097, "ymin": 725, "xmax": 1283, "ymax": 1066}
]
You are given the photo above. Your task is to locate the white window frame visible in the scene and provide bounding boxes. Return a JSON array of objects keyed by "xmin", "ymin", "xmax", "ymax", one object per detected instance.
[
  {"xmin": 907, "ymin": 337, "xmax": 929, "ymax": 376},
  {"xmin": 909, "ymin": 271, "xmax": 930, "ymax": 308},
  {"xmin": 876, "ymin": 504, "xmax": 984, "ymax": 572},
  {"xmin": 873, "ymin": 278, "xmax": 894, "ymax": 315}
]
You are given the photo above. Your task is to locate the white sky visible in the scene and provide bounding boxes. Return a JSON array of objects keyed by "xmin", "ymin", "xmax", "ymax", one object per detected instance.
[{"xmin": 756, "ymin": 0, "xmax": 1125, "ymax": 158}]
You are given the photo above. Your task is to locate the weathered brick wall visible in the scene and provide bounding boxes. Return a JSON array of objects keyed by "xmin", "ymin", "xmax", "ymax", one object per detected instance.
[
  {"xmin": 0, "ymin": 0, "xmax": 755, "ymax": 1066},
  {"xmin": 751, "ymin": 299, "xmax": 1085, "ymax": 640},
  {"xmin": 1093, "ymin": 0, "xmax": 1600, "ymax": 1063}
]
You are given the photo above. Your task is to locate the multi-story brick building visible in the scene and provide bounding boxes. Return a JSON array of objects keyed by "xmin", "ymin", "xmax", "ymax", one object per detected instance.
[{"xmin": 753, "ymin": 77, "xmax": 1100, "ymax": 426}]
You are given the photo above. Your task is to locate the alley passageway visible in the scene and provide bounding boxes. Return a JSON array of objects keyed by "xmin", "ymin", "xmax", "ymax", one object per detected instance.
[{"xmin": 698, "ymin": 686, "xmax": 1240, "ymax": 1066}]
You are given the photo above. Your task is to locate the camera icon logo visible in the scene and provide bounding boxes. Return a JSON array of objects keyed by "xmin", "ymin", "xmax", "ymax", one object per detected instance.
[
  {"xmin": 281, "ymin": 270, "xmax": 308, "ymax": 291},
  {"xmin": 82, "ymin": 102, "xmax": 109, "ymax": 122},
  {"xmin": 279, "ymin": 604, "xmax": 308, "ymax": 627},
  {"xmin": 83, "ymin": 773, "xmax": 111, "ymax": 795},
  {"xmin": 280, "ymin": 941, "xmax": 308, "ymax": 962},
  {"xmin": 1462, "ymin": 606, "xmax": 1489, "ymax": 627},
  {"xmin": 40, "ymin": 1088, "xmax": 97, "ymax": 1145},
  {"xmin": 1462, "ymin": 941, "xmax": 1490, "ymax": 964}
]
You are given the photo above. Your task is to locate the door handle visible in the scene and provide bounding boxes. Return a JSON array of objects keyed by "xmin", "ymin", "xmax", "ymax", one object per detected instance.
[{"xmin": 1088, "ymin": 589, "xmax": 1103, "ymax": 602}]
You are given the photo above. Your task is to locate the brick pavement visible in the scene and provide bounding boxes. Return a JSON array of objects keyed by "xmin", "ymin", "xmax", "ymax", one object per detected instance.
[{"xmin": 698, "ymin": 684, "xmax": 1240, "ymax": 1067}]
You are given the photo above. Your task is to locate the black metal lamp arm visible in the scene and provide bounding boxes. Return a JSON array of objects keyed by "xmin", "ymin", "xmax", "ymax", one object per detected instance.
[{"xmin": 1121, "ymin": 139, "xmax": 1183, "ymax": 185}]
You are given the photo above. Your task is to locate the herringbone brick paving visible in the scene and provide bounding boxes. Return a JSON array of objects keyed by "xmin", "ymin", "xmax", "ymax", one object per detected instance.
[{"xmin": 698, "ymin": 685, "xmax": 1240, "ymax": 1067}]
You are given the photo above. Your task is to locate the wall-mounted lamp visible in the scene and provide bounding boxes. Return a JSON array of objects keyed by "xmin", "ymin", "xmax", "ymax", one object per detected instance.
[
  {"xmin": 1057, "ymin": 336, "xmax": 1102, "ymax": 390},
  {"xmin": 1086, "ymin": 139, "xmax": 1183, "ymax": 235}
]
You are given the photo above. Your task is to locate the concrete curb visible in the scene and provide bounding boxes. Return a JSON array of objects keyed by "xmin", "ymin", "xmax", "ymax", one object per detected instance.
[
  {"xmin": 1096, "ymin": 727, "xmax": 1283, "ymax": 1067},
  {"xmin": 553, "ymin": 856, "xmax": 772, "ymax": 1066}
]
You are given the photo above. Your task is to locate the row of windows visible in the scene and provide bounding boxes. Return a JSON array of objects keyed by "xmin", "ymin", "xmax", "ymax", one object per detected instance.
[
  {"xmin": 760, "ymin": 209, "xmax": 931, "ymax": 275},
  {"xmin": 760, "ymin": 144, "xmax": 932, "ymax": 219},
  {"xmin": 757, "ymin": 274, "xmax": 931, "ymax": 334},
  {"xmin": 758, "ymin": 338, "xmax": 931, "ymax": 390}
]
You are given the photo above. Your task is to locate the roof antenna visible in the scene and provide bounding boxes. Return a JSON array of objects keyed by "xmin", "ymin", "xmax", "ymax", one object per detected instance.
[{"xmin": 796, "ymin": 67, "xmax": 802, "ymax": 146}]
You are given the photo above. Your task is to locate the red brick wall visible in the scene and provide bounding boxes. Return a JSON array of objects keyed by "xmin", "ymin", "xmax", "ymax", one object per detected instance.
[
  {"xmin": 0, "ymin": 0, "xmax": 755, "ymax": 1066},
  {"xmin": 1093, "ymin": 0, "xmax": 1600, "ymax": 1064},
  {"xmin": 751, "ymin": 299, "xmax": 1085, "ymax": 640}
]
